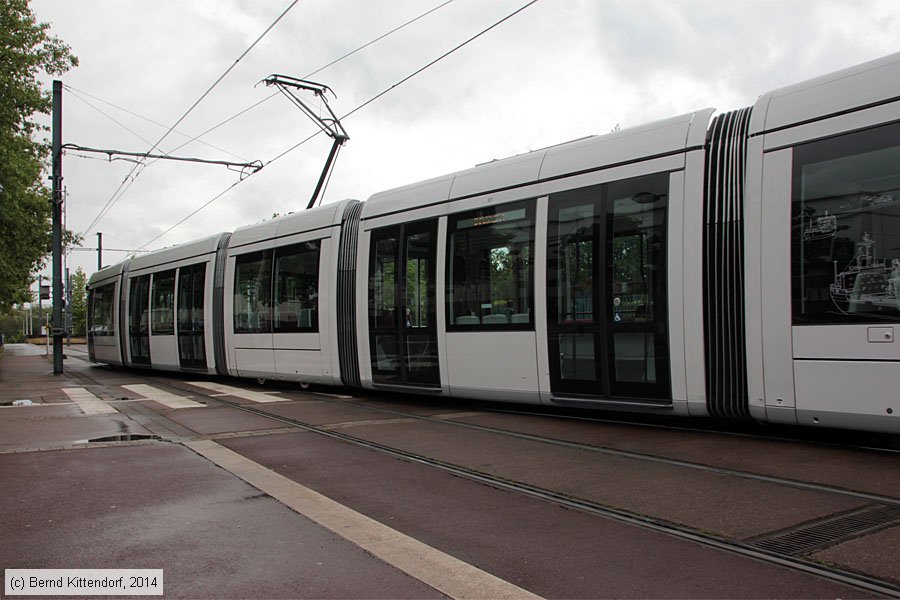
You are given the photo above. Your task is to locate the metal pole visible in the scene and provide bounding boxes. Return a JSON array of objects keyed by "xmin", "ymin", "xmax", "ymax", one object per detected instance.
[
  {"xmin": 306, "ymin": 136, "xmax": 346, "ymax": 210},
  {"xmin": 97, "ymin": 232, "xmax": 102, "ymax": 270},
  {"xmin": 66, "ymin": 268, "xmax": 72, "ymax": 347},
  {"xmin": 37, "ymin": 274, "xmax": 43, "ymax": 337},
  {"xmin": 51, "ymin": 80, "xmax": 64, "ymax": 373}
]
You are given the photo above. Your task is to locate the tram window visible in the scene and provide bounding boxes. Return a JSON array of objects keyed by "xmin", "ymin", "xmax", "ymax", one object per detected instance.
[
  {"xmin": 792, "ymin": 121, "xmax": 900, "ymax": 325},
  {"xmin": 150, "ymin": 270, "xmax": 175, "ymax": 335},
  {"xmin": 178, "ymin": 263, "xmax": 206, "ymax": 335},
  {"xmin": 370, "ymin": 233, "xmax": 398, "ymax": 330},
  {"xmin": 608, "ymin": 178, "xmax": 666, "ymax": 327},
  {"xmin": 89, "ymin": 283, "xmax": 116, "ymax": 336},
  {"xmin": 234, "ymin": 250, "xmax": 273, "ymax": 334},
  {"xmin": 446, "ymin": 199, "xmax": 535, "ymax": 330},
  {"xmin": 273, "ymin": 241, "xmax": 320, "ymax": 333},
  {"xmin": 178, "ymin": 262, "xmax": 207, "ymax": 369}
]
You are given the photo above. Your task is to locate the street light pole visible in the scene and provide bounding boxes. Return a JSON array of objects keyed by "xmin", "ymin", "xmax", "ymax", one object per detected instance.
[{"xmin": 51, "ymin": 80, "xmax": 64, "ymax": 374}]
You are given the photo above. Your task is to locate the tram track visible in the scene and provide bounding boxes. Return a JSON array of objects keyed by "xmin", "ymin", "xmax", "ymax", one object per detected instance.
[
  {"xmin": 73, "ymin": 363, "xmax": 900, "ymax": 504},
  {"xmin": 471, "ymin": 404, "xmax": 900, "ymax": 455},
  {"xmin": 66, "ymin": 364, "xmax": 900, "ymax": 596},
  {"xmin": 160, "ymin": 378, "xmax": 900, "ymax": 508},
  {"xmin": 312, "ymin": 392, "xmax": 900, "ymax": 505},
  {"xmin": 145, "ymin": 377, "xmax": 900, "ymax": 597}
]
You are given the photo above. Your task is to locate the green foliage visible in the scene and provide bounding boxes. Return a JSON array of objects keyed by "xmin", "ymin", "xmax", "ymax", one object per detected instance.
[
  {"xmin": 0, "ymin": 310, "xmax": 26, "ymax": 342},
  {"xmin": 0, "ymin": 0, "xmax": 78, "ymax": 311},
  {"xmin": 70, "ymin": 267, "xmax": 86, "ymax": 335}
]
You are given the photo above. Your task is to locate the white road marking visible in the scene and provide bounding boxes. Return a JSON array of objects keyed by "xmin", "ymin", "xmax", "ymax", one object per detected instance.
[
  {"xmin": 432, "ymin": 412, "xmax": 484, "ymax": 420},
  {"xmin": 62, "ymin": 388, "xmax": 118, "ymax": 415},
  {"xmin": 319, "ymin": 418, "xmax": 419, "ymax": 430},
  {"xmin": 313, "ymin": 392, "xmax": 355, "ymax": 399},
  {"xmin": 186, "ymin": 381, "xmax": 286, "ymax": 403},
  {"xmin": 122, "ymin": 384, "xmax": 206, "ymax": 409},
  {"xmin": 185, "ymin": 440, "xmax": 542, "ymax": 600}
]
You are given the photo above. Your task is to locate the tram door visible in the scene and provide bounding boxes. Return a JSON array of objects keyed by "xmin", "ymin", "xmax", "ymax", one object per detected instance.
[
  {"xmin": 128, "ymin": 275, "xmax": 151, "ymax": 365},
  {"xmin": 368, "ymin": 219, "xmax": 440, "ymax": 387},
  {"xmin": 547, "ymin": 174, "xmax": 670, "ymax": 400},
  {"xmin": 177, "ymin": 263, "xmax": 206, "ymax": 369}
]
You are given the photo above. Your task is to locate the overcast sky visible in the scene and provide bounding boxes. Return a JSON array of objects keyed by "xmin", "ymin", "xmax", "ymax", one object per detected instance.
[{"xmin": 28, "ymin": 0, "xmax": 900, "ymax": 284}]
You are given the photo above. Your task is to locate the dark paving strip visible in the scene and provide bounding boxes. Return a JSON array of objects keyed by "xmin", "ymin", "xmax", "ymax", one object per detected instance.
[
  {"xmin": 166, "ymin": 384, "xmax": 883, "ymax": 542},
  {"xmin": 187, "ymin": 439, "xmax": 540, "ymax": 600},
  {"xmin": 451, "ymin": 411, "xmax": 900, "ymax": 498},
  {"xmin": 811, "ymin": 525, "xmax": 900, "ymax": 585},
  {"xmin": 196, "ymin": 394, "xmax": 900, "ymax": 595},
  {"xmin": 220, "ymin": 431, "xmax": 876, "ymax": 599},
  {"xmin": 0, "ymin": 443, "xmax": 447, "ymax": 599},
  {"xmin": 280, "ymin": 396, "xmax": 900, "ymax": 501},
  {"xmin": 336, "ymin": 420, "xmax": 865, "ymax": 540},
  {"xmin": 164, "ymin": 406, "xmax": 291, "ymax": 435}
]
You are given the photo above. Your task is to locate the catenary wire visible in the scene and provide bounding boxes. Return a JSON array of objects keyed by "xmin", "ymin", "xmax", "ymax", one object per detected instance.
[
  {"xmin": 64, "ymin": 85, "xmax": 249, "ymax": 162},
  {"xmin": 134, "ymin": 0, "xmax": 458, "ymax": 174},
  {"xmin": 268, "ymin": 0, "xmax": 539, "ymax": 165},
  {"xmin": 81, "ymin": 0, "xmax": 452, "ymax": 240},
  {"xmin": 139, "ymin": 0, "xmax": 539, "ymax": 250},
  {"xmin": 66, "ymin": 87, "xmax": 156, "ymax": 147},
  {"xmin": 81, "ymin": 0, "xmax": 302, "ymax": 238}
]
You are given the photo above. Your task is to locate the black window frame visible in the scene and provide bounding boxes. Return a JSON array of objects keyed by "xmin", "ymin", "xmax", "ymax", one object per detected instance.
[
  {"xmin": 233, "ymin": 249, "xmax": 273, "ymax": 334},
  {"xmin": 150, "ymin": 269, "xmax": 176, "ymax": 336},
  {"xmin": 178, "ymin": 262, "xmax": 207, "ymax": 369},
  {"xmin": 791, "ymin": 120, "xmax": 900, "ymax": 326},
  {"xmin": 88, "ymin": 282, "xmax": 116, "ymax": 337},
  {"xmin": 273, "ymin": 240, "xmax": 321, "ymax": 334},
  {"xmin": 546, "ymin": 171, "xmax": 670, "ymax": 400},
  {"xmin": 445, "ymin": 199, "xmax": 536, "ymax": 331},
  {"xmin": 233, "ymin": 241, "xmax": 322, "ymax": 335}
]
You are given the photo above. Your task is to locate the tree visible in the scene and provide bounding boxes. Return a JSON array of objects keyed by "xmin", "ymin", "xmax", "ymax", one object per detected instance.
[
  {"xmin": 0, "ymin": 0, "xmax": 78, "ymax": 311},
  {"xmin": 69, "ymin": 267, "xmax": 86, "ymax": 336}
]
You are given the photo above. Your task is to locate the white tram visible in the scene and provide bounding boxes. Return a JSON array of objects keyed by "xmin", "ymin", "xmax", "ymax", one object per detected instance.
[{"xmin": 88, "ymin": 52, "xmax": 900, "ymax": 434}]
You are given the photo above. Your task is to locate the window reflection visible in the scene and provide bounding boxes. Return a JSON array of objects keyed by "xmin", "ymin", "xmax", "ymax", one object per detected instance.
[
  {"xmin": 89, "ymin": 283, "xmax": 116, "ymax": 337},
  {"xmin": 792, "ymin": 123, "xmax": 900, "ymax": 324},
  {"xmin": 274, "ymin": 241, "xmax": 320, "ymax": 332},
  {"xmin": 151, "ymin": 270, "xmax": 175, "ymax": 335},
  {"xmin": 234, "ymin": 250, "xmax": 272, "ymax": 334},
  {"xmin": 233, "ymin": 242, "xmax": 321, "ymax": 335},
  {"xmin": 547, "ymin": 172, "xmax": 669, "ymax": 398},
  {"xmin": 447, "ymin": 200, "xmax": 535, "ymax": 329}
]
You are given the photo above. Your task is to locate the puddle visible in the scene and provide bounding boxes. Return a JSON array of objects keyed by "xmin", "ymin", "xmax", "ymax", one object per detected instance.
[{"xmin": 87, "ymin": 434, "xmax": 162, "ymax": 443}]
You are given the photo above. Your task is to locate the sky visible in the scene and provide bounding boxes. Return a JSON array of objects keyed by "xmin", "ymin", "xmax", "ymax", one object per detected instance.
[{"xmin": 27, "ymin": 0, "xmax": 900, "ymax": 288}]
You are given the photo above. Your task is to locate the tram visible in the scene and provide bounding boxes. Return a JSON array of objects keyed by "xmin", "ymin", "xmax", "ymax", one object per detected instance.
[{"xmin": 87, "ymin": 52, "xmax": 900, "ymax": 434}]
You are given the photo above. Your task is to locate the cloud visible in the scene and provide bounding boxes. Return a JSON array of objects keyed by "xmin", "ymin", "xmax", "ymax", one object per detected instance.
[{"xmin": 26, "ymin": 0, "xmax": 900, "ymax": 280}]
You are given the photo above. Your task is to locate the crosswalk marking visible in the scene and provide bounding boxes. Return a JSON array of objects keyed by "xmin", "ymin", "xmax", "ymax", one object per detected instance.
[
  {"xmin": 186, "ymin": 381, "xmax": 286, "ymax": 404},
  {"xmin": 62, "ymin": 388, "xmax": 118, "ymax": 415},
  {"xmin": 122, "ymin": 384, "xmax": 206, "ymax": 409}
]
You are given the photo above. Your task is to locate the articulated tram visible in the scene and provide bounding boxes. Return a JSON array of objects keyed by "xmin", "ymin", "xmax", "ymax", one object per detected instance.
[{"xmin": 88, "ymin": 53, "xmax": 900, "ymax": 434}]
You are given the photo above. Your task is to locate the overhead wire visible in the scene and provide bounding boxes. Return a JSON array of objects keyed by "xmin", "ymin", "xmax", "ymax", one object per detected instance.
[
  {"xmin": 80, "ymin": 0, "xmax": 449, "ymax": 239},
  {"xmin": 66, "ymin": 87, "xmax": 156, "ymax": 147},
  {"xmin": 80, "ymin": 0, "xmax": 302, "ymax": 238},
  {"xmin": 139, "ymin": 0, "xmax": 458, "ymax": 172},
  {"xmin": 268, "ymin": 0, "xmax": 539, "ymax": 165},
  {"xmin": 64, "ymin": 84, "xmax": 249, "ymax": 161},
  {"xmin": 138, "ymin": 0, "xmax": 540, "ymax": 251}
]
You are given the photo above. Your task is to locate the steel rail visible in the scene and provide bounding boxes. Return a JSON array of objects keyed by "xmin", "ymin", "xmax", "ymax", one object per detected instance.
[{"xmin": 166, "ymin": 382, "xmax": 900, "ymax": 598}]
